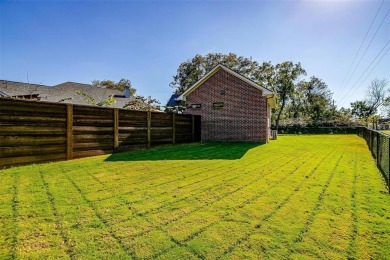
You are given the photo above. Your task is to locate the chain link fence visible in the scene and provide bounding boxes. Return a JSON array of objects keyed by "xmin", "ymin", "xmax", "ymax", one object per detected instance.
[{"xmin": 357, "ymin": 126, "xmax": 390, "ymax": 193}]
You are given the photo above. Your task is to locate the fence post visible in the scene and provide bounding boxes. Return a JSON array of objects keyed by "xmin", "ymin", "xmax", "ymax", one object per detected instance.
[
  {"xmin": 192, "ymin": 115, "xmax": 195, "ymax": 142},
  {"xmin": 113, "ymin": 109, "xmax": 119, "ymax": 152},
  {"xmin": 66, "ymin": 104, "xmax": 73, "ymax": 160},
  {"xmin": 147, "ymin": 110, "xmax": 151, "ymax": 148},
  {"xmin": 172, "ymin": 114, "xmax": 176, "ymax": 145}
]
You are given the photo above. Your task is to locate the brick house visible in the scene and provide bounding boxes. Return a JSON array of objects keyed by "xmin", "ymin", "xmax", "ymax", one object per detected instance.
[{"xmin": 177, "ymin": 64, "xmax": 275, "ymax": 142}]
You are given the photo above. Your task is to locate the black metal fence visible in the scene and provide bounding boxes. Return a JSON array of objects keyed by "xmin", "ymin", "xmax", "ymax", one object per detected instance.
[{"xmin": 357, "ymin": 126, "xmax": 390, "ymax": 192}]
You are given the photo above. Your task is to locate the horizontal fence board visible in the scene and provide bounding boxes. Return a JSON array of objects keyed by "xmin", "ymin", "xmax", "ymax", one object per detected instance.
[
  {"xmin": 119, "ymin": 110, "xmax": 147, "ymax": 118},
  {"xmin": 73, "ymin": 134, "xmax": 114, "ymax": 140},
  {"xmin": 119, "ymin": 127, "xmax": 148, "ymax": 131},
  {"xmin": 0, "ymin": 98, "xmax": 200, "ymax": 167},
  {"xmin": 0, "ymin": 145, "xmax": 66, "ymax": 158},
  {"xmin": 119, "ymin": 139, "xmax": 148, "ymax": 145},
  {"xmin": 0, "ymin": 115, "xmax": 66, "ymax": 123},
  {"xmin": 0, "ymin": 126, "xmax": 66, "ymax": 135},
  {"xmin": 119, "ymin": 134, "xmax": 147, "ymax": 139},
  {"xmin": 151, "ymin": 138, "xmax": 173, "ymax": 144},
  {"xmin": 73, "ymin": 126, "xmax": 114, "ymax": 133},
  {"xmin": 0, "ymin": 153, "xmax": 66, "ymax": 167},
  {"xmin": 115, "ymin": 144, "xmax": 147, "ymax": 152},
  {"xmin": 73, "ymin": 106, "xmax": 114, "ymax": 116},
  {"xmin": 0, "ymin": 136, "xmax": 66, "ymax": 147},
  {"xmin": 73, "ymin": 118, "xmax": 114, "ymax": 126},
  {"xmin": 0, "ymin": 99, "xmax": 66, "ymax": 114},
  {"xmin": 73, "ymin": 142, "xmax": 113, "ymax": 149},
  {"xmin": 73, "ymin": 150, "xmax": 113, "ymax": 159}
]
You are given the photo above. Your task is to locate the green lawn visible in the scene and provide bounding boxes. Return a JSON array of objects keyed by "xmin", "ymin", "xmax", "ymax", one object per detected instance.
[
  {"xmin": 1, "ymin": 135, "xmax": 389, "ymax": 259},
  {"xmin": 380, "ymin": 130, "xmax": 390, "ymax": 135}
]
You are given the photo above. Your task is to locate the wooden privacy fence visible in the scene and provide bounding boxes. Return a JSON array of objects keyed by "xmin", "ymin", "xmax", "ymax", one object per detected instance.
[{"xmin": 0, "ymin": 98, "xmax": 201, "ymax": 168}]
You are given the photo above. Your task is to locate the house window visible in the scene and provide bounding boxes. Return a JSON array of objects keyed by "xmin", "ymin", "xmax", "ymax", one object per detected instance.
[
  {"xmin": 191, "ymin": 104, "xmax": 201, "ymax": 109},
  {"xmin": 213, "ymin": 102, "xmax": 224, "ymax": 109},
  {"xmin": 220, "ymin": 90, "xmax": 225, "ymax": 95}
]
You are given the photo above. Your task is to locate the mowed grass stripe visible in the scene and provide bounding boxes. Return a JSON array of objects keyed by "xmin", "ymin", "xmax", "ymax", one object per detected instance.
[
  {"xmin": 60, "ymin": 142, "xmax": 312, "ymax": 258},
  {"xmin": 67, "ymin": 143, "xmax": 281, "ymax": 203},
  {"xmin": 354, "ymin": 143, "xmax": 390, "ymax": 259},
  {"xmin": 67, "ymin": 142, "xmax": 294, "ymax": 219},
  {"xmin": 288, "ymin": 145, "xmax": 358, "ymax": 259},
  {"xmin": 12, "ymin": 171, "xmax": 68, "ymax": 259},
  {"xmin": 156, "ymin": 144, "xmax": 335, "ymax": 243},
  {"xmin": 91, "ymin": 141, "xmax": 323, "ymax": 231},
  {"xmin": 117, "ymin": 142, "xmax": 328, "ymax": 245},
  {"xmin": 64, "ymin": 174, "xmax": 134, "ymax": 259},
  {"xmin": 220, "ymin": 144, "xmax": 348, "ymax": 259},
  {"xmin": 186, "ymin": 145, "xmax": 344, "ymax": 258},
  {"xmin": 0, "ymin": 173, "xmax": 19, "ymax": 259},
  {"xmin": 347, "ymin": 145, "xmax": 359, "ymax": 259},
  {"xmin": 68, "ymin": 142, "xmax": 263, "ymax": 195},
  {"xmin": 39, "ymin": 170, "xmax": 74, "ymax": 258},
  {"xmin": 1, "ymin": 135, "xmax": 389, "ymax": 259},
  {"xmin": 42, "ymin": 171, "xmax": 131, "ymax": 259}
]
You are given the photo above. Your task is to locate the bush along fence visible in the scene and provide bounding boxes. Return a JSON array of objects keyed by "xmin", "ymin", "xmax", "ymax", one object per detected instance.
[
  {"xmin": 276, "ymin": 126, "xmax": 356, "ymax": 135},
  {"xmin": 0, "ymin": 98, "xmax": 201, "ymax": 168},
  {"xmin": 357, "ymin": 126, "xmax": 390, "ymax": 193}
]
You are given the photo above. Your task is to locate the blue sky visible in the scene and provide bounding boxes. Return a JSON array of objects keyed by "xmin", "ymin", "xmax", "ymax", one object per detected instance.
[{"xmin": 1, "ymin": 0, "xmax": 389, "ymax": 108}]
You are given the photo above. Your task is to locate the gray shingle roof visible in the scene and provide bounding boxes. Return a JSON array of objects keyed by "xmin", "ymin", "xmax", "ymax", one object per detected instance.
[{"xmin": 0, "ymin": 80, "xmax": 136, "ymax": 108}]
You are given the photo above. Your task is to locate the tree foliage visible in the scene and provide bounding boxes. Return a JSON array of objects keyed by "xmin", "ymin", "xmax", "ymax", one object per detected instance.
[
  {"xmin": 272, "ymin": 62, "xmax": 306, "ymax": 129},
  {"xmin": 92, "ymin": 78, "xmax": 136, "ymax": 95},
  {"xmin": 170, "ymin": 53, "xmax": 333, "ymax": 127},
  {"xmin": 78, "ymin": 78, "xmax": 160, "ymax": 110},
  {"xmin": 124, "ymin": 96, "xmax": 161, "ymax": 111},
  {"xmin": 76, "ymin": 91, "xmax": 117, "ymax": 107},
  {"xmin": 350, "ymin": 78, "xmax": 390, "ymax": 127},
  {"xmin": 169, "ymin": 54, "xmax": 390, "ymax": 128},
  {"xmin": 170, "ymin": 53, "xmax": 262, "ymax": 94}
]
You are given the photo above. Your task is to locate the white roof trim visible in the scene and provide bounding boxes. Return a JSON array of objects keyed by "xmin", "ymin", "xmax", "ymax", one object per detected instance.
[{"xmin": 177, "ymin": 64, "xmax": 273, "ymax": 101}]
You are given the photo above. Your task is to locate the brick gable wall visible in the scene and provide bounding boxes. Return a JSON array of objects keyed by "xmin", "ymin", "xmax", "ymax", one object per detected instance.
[{"xmin": 184, "ymin": 69, "xmax": 269, "ymax": 142}]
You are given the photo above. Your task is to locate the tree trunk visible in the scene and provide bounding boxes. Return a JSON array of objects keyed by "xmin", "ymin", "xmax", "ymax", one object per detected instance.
[{"xmin": 275, "ymin": 99, "xmax": 286, "ymax": 130}]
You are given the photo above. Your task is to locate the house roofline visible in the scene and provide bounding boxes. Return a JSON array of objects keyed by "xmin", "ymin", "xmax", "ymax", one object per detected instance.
[{"xmin": 176, "ymin": 64, "xmax": 274, "ymax": 102}]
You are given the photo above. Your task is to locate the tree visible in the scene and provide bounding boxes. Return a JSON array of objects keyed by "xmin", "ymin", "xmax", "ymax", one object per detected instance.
[
  {"xmin": 298, "ymin": 76, "xmax": 332, "ymax": 124},
  {"xmin": 365, "ymin": 78, "xmax": 389, "ymax": 116},
  {"xmin": 76, "ymin": 91, "xmax": 116, "ymax": 107},
  {"xmin": 123, "ymin": 96, "xmax": 161, "ymax": 111},
  {"xmin": 350, "ymin": 78, "xmax": 389, "ymax": 126},
  {"xmin": 92, "ymin": 78, "xmax": 136, "ymax": 95},
  {"xmin": 170, "ymin": 54, "xmax": 341, "ymax": 128},
  {"xmin": 351, "ymin": 100, "xmax": 373, "ymax": 126},
  {"xmin": 332, "ymin": 107, "xmax": 354, "ymax": 126},
  {"xmin": 170, "ymin": 53, "xmax": 261, "ymax": 94},
  {"xmin": 273, "ymin": 62, "xmax": 306, "ymax": 130}
]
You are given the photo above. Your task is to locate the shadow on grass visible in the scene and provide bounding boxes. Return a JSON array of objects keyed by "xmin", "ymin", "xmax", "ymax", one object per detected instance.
[{"xmin": 105, "ymin": 142, "xmax": 263, "ymax": 161}]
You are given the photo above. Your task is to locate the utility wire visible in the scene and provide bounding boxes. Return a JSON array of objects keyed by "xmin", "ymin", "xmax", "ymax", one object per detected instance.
[
  {"xmin": 341, "ymin": 46, "xmax": 390, "ymax": 107},
  {"xmin": 341, "ymin": 7, "xmax": 390, "ymax": 90},
  {"xmin": 335, "ymin": 0, "xmax": 385, "ymax": 101},
  {"xmin": 338, "ymin": 39, "xmax": 390, "ymax": 107}
]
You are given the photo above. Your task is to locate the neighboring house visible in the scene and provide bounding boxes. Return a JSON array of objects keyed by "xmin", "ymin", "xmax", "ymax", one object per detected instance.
[
  {"xmin": 0, "ymin": 90, "xmax": 10, "ymax": 97},
  {"xmin": 0, "ymin": 80, "xmax": 136, "ymax": 109},
  {"xmin": 166, "ymin": 93, "xmax": 184, "ymax": 113},
  {"xmin": 177, "ymin": 64, "xmax": 275, "ymax": 142}
]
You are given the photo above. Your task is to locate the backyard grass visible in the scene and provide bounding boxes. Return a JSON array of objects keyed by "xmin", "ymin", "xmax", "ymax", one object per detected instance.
[
  {"xmin": 380, "ymin": 130, "xmax": 390, "ymax": 135},
  {"xmin": 1, "ymin": 135, "xmax": 389, "ymax": 259}
]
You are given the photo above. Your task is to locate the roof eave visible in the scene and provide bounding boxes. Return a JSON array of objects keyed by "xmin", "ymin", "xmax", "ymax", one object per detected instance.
[{"xmin": 177, "ymin": 64, "xmax": 274, "ymax": 101}]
